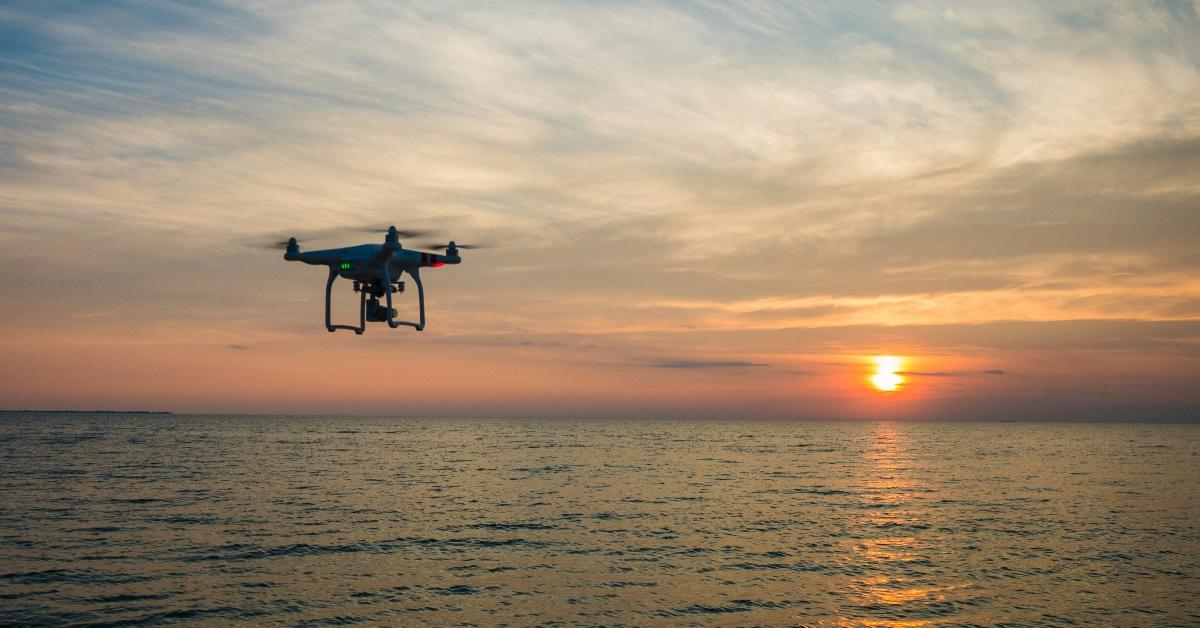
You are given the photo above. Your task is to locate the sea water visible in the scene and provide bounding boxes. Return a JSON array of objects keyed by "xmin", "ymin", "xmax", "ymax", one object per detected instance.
[{"xmin": 1, "ymin": 414, "xmax": 1197, "ymax": 625}]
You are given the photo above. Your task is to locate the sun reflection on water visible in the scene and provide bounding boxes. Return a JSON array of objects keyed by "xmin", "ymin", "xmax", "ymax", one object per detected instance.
[{"xmin": 828, "ymin": 423, "xmax": 977, "ymax": 627}]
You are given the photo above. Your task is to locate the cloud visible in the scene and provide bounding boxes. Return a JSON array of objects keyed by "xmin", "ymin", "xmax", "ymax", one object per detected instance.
[
  {"xmin": 652, "ymin": 360, "xmax": 769, "ymax": 369},
  {"xmin": 900, "ymin": 369, "xmax": 1007, "ymax": 378}
]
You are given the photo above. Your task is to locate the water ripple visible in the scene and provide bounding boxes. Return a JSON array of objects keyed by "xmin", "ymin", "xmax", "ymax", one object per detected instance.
[{"xmin": 0, "ymin": 414, "xmax": 1197, "ymax": 625}]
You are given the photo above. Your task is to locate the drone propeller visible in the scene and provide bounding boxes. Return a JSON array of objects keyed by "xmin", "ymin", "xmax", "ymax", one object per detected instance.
[
  {"xmin": 252, "ymin": 237, "xmax": 299, "ymax": 250},
  {"xmin": 419, "ymin": 241, "xmax": 489, "ymax": 251},
  {"xmin": 355, "ymin": 226, "xmax": 436, "ymax": 239},
  {"xmin": 248, "ymin": 224, "xmax": 438, "ymax": 250}
]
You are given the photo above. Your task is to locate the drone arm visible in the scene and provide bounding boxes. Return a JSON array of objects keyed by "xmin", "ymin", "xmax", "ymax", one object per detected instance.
[
  {"xmin": 290, "ymin": 250, "xmax": 340, "ymax": 265},
  {"xmin": 384, "ymin": 265, "xmax": 425, "ymax": 331},
  {"xmin": 371, "ymin": 242, "xmax": 401, "ymax": 268},
  {"xmin": 324, "ymin": 266, "xmax": 366, "ymax": 334}
]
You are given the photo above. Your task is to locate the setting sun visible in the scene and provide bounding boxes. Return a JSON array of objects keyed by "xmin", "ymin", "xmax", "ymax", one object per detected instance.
[{"xmin": 871, "ymin": 356, "xmax": 905, "ymax": 392}]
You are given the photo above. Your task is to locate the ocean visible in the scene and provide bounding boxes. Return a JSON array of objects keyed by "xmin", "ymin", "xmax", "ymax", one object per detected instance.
[{"xmin": 0, "ymin": 414, "xmax": 1197, "ymax": 626}]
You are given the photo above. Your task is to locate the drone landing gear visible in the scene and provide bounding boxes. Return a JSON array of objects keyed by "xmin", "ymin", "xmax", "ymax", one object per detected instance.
[
  {"xmin": 322, "ymin": 266, "xmax": 426, "ymax": 333},
  {"xmin": 384, "ymin": 266, "xmax": 425, "ymax": 331},
  {"xmin": 325, "ymin": 267, "xmax": 365, "ymax": 334}
]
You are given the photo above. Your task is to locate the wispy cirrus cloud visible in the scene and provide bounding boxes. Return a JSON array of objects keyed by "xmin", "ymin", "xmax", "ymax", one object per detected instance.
[
  {"xmin": 900, "ymin": 369, "xmax": 1006, "ymax": 377},
  {"xmin": 651, "ymin": 360, "xmax": 769, "ymax": 370}
]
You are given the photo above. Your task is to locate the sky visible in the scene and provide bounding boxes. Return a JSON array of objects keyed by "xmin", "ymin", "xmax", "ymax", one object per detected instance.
[{"xmin": 1, "ymin": 1, "xmax": 1198, "ymax": 420}]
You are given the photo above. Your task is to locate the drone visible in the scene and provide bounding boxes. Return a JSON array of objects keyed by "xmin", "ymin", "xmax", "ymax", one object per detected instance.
[{"xmin": 278, "ymin": 226, "xmax": 479, "ymax": 334}]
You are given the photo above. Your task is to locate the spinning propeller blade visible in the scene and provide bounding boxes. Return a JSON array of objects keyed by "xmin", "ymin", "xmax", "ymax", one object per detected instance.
[
  {"xmin": 355, "ymin": 226, "xmax": 436, "ymax": 239},
  {"xmin": 419, "ymin": 242, "xmax": 489, "ymax": 251},
  {"xmin": 248, "ymin": 224, "xmax": 438, "ymax": 250},
  {"xmin": 251, "ymin": 238, "xmax": 298, "ymax": 250}
]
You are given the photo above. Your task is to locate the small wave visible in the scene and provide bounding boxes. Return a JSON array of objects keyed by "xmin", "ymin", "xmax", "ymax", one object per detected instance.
[
  {"xmin": 180, "ymin": 541, "xmax": 370, "ymax": 562},
  {"xmin": 454, "ymin": 522, "xmax": 557, "ymax": 531},
  {"xmin": 727, "ymin": 561, "xmax": 792, "ymax": 571},
  {"xmin": 154, "ymin": 516, "xmax": 222, "ymax": 525},
  {"xmin": 225, "ymin": 581, "xmax": 276, "ymax": 589},
  {"xmin": 32, "ymin": 467, "xmax": 86, "ymax": 477},
  {"xmin": 603, "ymin": 581, "xmax": 657, "ymax": 589},
  {"xmin": 82, "ymin": 592, "xmax": 171, "ymax": 603},
  {"xmin": 729, "ymin": 598, "xmax": 801, "ymax": 609},
  {"xmin": 296, "ymin": 614, "xmax": 374, "ymax": 626},
  {"xmin": 754, "ymin": 486, "xmax": 851, "ymax": 495},
  {"xmin": 413, "ymin": 536, "xmax": 556, "ymax": 550},
  {"xmin": 0, "ymin": 568, "xmax": 157, "ymax": 585},
  {"xmin": 513, "ymin": 464, "xmax": 576, "ymax": 474},
  {"xmin": 653, "ymin": 603, "xmax": 750, "ymax": 617},
  {"xmin": 429, "ymin": 584, "xmax": 479, "ymax": 596}
]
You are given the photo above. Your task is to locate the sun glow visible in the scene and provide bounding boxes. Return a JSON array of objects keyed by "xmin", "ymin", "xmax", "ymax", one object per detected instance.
[{"xmin": 871, "ymin": 356, "xmax": 905, "ymax": 392}]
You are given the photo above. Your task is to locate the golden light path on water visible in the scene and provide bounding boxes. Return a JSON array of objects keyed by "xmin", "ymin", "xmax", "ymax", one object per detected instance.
[{"xmin": 835, "ymin": 422, "xmax": 954, "ymax": 627}]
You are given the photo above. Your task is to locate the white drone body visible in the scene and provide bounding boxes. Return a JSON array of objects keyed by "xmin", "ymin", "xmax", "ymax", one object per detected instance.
[{"xmin": 283, "ymin": 226, "xmax": 464, "ymax": 334}]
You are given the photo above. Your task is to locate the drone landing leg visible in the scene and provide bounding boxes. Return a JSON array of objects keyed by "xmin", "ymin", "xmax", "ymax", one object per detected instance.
[
  {"xmin": 357, "ymin": 288, "xmax": 366, "ymax": 334},
  {"xmin": 385, "ymin": 267, "xmax": 425, "ymax": 331},
  {"xmin": 324, "ymin": 266, "xmax": 366, "ymax": 334}
]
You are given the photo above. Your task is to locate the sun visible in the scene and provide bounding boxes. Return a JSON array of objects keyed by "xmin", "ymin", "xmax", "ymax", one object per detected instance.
[
  {"xmin": 871, "ymin": 371, "xmax": 902, "ymax": 392},
  {"xmin": 870, "ymin": 356, "xmax": 905, "ymax": 392}
]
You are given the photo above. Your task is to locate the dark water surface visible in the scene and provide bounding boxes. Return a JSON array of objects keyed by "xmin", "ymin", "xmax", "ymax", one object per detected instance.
[{"xmin": 1, "ymin": 414, "xmax": 1197, "ymax": 626}]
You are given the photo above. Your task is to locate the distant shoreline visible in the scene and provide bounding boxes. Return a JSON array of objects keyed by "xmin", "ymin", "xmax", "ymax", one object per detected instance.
[
  {"xmin": 0, "ymin": 410, "xmax": 172, "ymax": 415},
  {"xmin": 0, "ymin": 411, "xmax": 1195, "ymax": 423}
]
